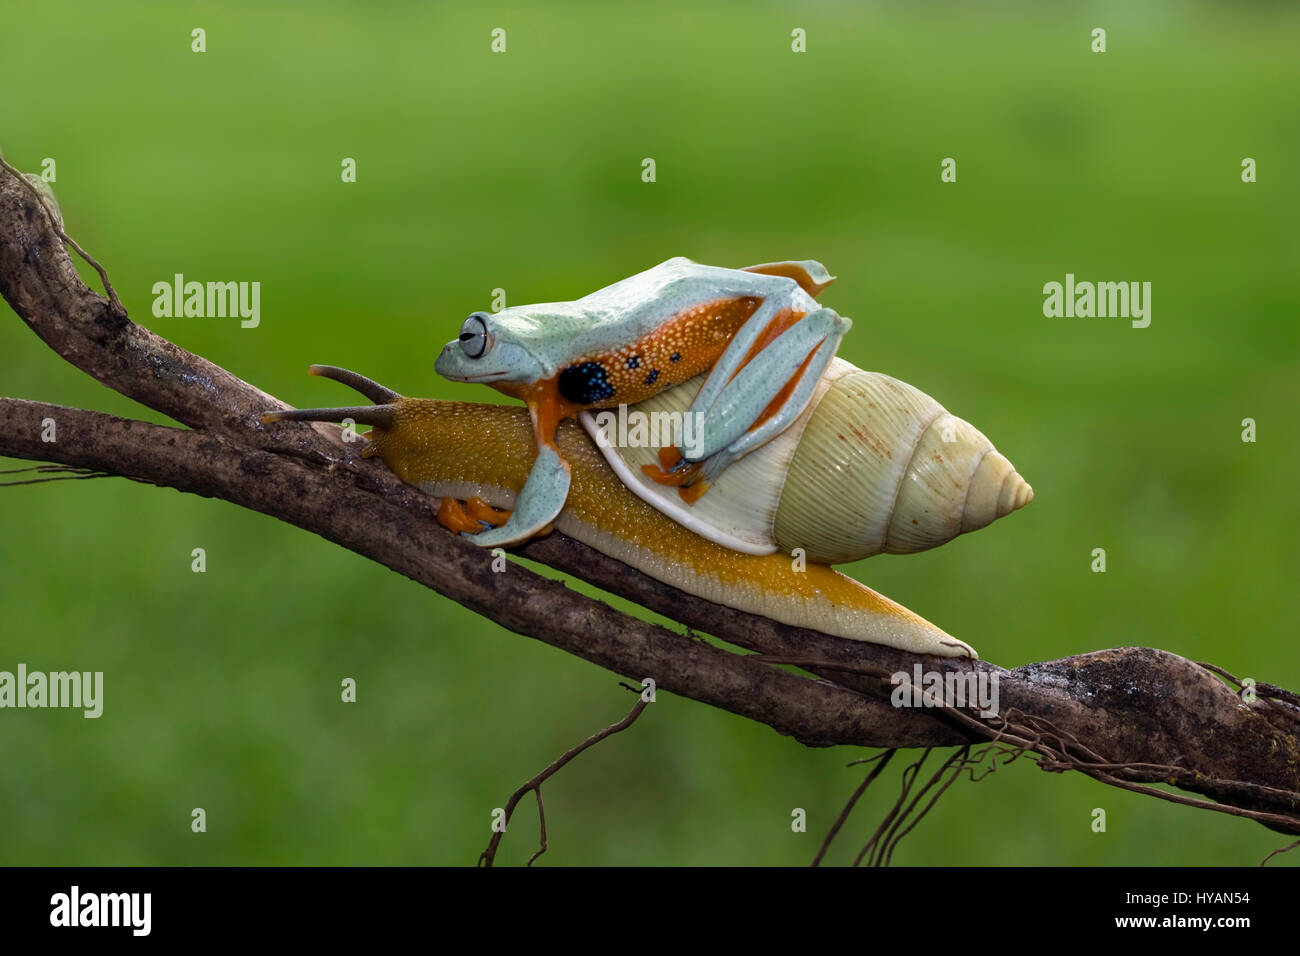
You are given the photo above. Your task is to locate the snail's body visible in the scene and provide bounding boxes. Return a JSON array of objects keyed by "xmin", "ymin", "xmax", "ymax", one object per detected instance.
[{"xmin": 363, "ymin": 395, "xmax": 977, "ymax": 658}]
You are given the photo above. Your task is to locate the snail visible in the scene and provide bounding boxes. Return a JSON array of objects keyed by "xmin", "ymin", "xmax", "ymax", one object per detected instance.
[{"xmin": 263, "ymin": 359, "xmax": 1032, "ymax": 659}]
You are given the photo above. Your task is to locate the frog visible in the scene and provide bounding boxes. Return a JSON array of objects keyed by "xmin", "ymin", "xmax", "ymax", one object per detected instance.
[{"xmin": 434, "ymin": 256, "xmax": 850, "ymax": 548}]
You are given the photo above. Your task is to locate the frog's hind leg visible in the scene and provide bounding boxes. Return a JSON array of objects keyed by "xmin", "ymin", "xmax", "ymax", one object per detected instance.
[{"xmin": 642, "ymin": 306, "xmax": 849, "ymax": 501}]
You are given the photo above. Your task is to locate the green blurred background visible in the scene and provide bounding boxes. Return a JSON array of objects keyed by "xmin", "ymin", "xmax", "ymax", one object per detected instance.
[{"xmin": 1, "ymin": 1, "xmax": 1297, "ymax": 865}]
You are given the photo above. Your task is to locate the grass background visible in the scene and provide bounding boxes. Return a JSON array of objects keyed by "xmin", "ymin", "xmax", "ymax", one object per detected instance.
[{"xmin": 1, "ymin": 0, "xmax": 1297, "ymax": 865}]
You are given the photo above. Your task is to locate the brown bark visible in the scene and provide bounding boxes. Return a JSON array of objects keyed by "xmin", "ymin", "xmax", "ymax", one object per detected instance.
[{"xmin": 1, "ymin": 161, "xmax": 1297, "ymax": 839}]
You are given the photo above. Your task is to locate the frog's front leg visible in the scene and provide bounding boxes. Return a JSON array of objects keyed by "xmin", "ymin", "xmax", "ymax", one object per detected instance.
[
  {"xmin": 644, "ymin": 305, "xmax": 850, "ymax": 500},
  {"xmin": 460, "ymin": 398, "xmax": 573, "ymax": 548}
]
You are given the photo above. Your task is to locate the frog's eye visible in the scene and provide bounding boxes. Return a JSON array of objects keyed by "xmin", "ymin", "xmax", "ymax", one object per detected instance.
[{"xmin": 458, "ymin": 312, "xmax": 490, "ymax": 359}]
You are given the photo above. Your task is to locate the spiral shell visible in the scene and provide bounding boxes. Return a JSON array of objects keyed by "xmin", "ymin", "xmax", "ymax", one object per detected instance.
[{"xmin": 579, "ymin": 357, "xmax": 1032, "ymax": 563}]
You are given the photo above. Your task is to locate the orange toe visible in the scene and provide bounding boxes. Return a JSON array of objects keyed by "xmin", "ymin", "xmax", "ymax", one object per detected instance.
[
  {"xmin": 437, "ymin": 497, "xmax": 486, "ymax": 534},
  {"xmin": 640, "ymin": 447, "xmax": 707, "ymax": 491},
  {"xmin": 464, "ymin": 496, "xmax": 511, "ymax": 527}
]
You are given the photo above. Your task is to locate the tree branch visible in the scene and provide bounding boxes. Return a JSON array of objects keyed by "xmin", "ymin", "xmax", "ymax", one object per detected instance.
[{"xmin": 2, "ymin": 162, "xmax": 1298, "ymax": 850}]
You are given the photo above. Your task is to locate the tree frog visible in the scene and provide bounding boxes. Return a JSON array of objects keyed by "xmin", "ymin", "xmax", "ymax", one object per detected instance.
[{"xmin": 435, "ymin": 256, "xmax": 850, "ymax": 548}]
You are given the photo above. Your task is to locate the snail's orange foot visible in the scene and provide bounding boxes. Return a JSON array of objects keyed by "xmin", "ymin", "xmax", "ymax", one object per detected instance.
[
  {"xmin": 437, "ymin": 497, "xmax": 512, "ymax": 534},
  {"xmin": 640, "ymin": 447, "xmax": 711, "ymax": 504}
]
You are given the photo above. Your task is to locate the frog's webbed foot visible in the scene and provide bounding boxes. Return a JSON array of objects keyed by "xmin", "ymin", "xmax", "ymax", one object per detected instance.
[
  {"xmin": 651, "ymin": 305, "xmax": 850, "ymax": 504},
  {"xmin": 460, "ymin": 443, "xmax": 571, "ymax": 548}
]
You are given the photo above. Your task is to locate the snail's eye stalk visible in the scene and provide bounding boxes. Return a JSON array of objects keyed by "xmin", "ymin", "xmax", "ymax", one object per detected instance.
[{"xmin": 458, "ymin": 313, "xmax": 489, "ymax": 359}]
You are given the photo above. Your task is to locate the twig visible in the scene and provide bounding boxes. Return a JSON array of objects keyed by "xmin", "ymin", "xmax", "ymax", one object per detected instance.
[
  {"xmin": 0, "ymin": 156, "xmax": 123, "ymax": 314},
  {"xmin": 1260, "ymin": 839, "xmax": 1300, "ymax": 867},
  {"xmin": 478, "ymin": 693, "xmax": 650, "ymax": 866},
  {"xmin": 854, "ymin": 749, "xmax": 930, "ymax": 866},
  {"xmin": 811, "ymin": 750, "xmax": 896, "ymax": 867},
  {"xmin": 0, "ymin": 464, "xmax": 110, "ymax": 486},
  {"xmin": 1198, "ymin": 660, "xmax": 1300, "ymax": 711},
  {"xmin": 879, "ymin": 746, "xmax": 971, "ymax": 866}
]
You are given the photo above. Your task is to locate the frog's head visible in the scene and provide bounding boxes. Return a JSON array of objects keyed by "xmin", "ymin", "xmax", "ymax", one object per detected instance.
[{"xmin": 435, "ymin": 310, "xmax": 547, "ymax": 388}]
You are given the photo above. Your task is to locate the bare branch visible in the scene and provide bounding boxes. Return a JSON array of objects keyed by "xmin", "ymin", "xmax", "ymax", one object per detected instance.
[
  {"xmin": 479, "ymin": 691, "xmax": 651, "ymax": 867},
  {"xmin": 2, "ymin": 161, "xmax": 1299, "ymax": 860}
]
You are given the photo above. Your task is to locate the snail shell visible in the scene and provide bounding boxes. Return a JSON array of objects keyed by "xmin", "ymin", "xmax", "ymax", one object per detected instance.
[{"xmin": 580, "ymin": 357, "xmax": 1032, "ymax": 563}]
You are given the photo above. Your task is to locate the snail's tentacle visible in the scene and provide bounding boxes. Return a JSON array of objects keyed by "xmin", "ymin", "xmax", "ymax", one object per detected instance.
[
  {"xmin": 261, "ymin": 405, "xmax": 397, "ymax": 428},
  {"xmin": 307, "ymin": 364, "xmax": 402, "ymax": 404}
]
